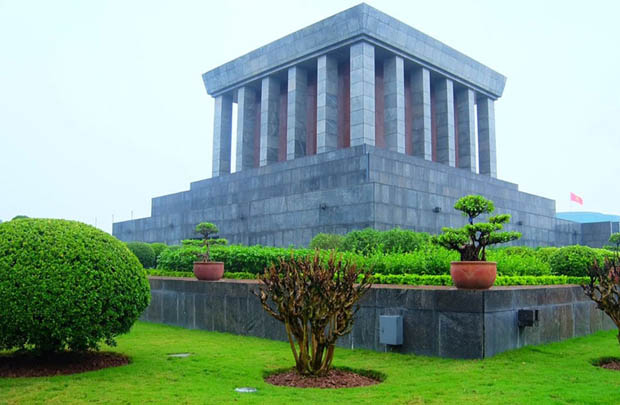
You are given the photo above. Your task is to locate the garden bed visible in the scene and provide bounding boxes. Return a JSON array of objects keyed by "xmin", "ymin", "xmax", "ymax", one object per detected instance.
[{"xmin": 142, "ymin": 277, "xmax": 616, "ymax": 359}]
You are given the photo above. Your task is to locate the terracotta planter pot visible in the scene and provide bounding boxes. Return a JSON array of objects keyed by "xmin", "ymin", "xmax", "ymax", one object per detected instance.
[
  {"xmin": 193, "ymin": 261, "xmax": 224, "ymax": 281},
  {"xmin": 450, "ymin": 261, "xmax": 497, "ymax": 289}
]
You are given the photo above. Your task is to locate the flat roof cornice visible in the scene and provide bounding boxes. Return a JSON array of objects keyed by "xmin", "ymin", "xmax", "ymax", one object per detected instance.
[{"xmin": 202, "ymin": 3, "xmax": 506, "ymax": 99}]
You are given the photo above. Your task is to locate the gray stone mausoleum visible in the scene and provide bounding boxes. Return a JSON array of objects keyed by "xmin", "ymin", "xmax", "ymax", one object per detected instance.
[{"xmin": 113, "ymin": 3, "xmax": 618, "ymax": 247}]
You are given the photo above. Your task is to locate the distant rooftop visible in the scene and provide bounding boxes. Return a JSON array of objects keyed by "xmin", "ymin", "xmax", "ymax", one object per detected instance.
[{"xmin": 556, "ymin": 211, "xmax": 620, "ymax": 224}]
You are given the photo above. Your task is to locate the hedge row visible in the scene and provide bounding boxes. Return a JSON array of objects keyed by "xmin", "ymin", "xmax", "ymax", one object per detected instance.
[
  {"xmin": 155, "ymin": 243, "xmax": 616, "ymax": 278},
  {"xmin": 145, "ymin": 269, "xmax": 588, "ymax": 287},
  {"xmin": 309, "ymin": 228, "xmax": 430, "ymax": 255}
]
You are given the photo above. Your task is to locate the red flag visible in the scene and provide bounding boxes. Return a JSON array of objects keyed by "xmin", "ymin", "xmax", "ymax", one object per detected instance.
[{"xmin": 570, "ymin": 192, "xmax": 583, "ymax": 205}]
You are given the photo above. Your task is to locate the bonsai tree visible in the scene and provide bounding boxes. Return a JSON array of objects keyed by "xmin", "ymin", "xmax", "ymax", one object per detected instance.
[
  {"xmin": 256, "ymin": 251, "xmax": 372, "ymax": 376},
  {"xmin": 194, "ymin": 222, "xmax": 226, "ymax": 262},
  {"xmin": 432, "ymin": 195, "xmax": 522, "ymax": 261},
  {"xmin": 582, "ymin": 257, "xmax": 620, "ymax": 346}
]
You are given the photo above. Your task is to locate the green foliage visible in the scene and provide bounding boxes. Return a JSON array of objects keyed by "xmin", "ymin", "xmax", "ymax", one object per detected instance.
[
  {"xmin": 309, "ymin": 233, "xmax": 344, "ymax": 250},
  {"xmin": 535, "ymin": 247, "xmax": 559, "ymax": 264},
  {"xmin": 146, "ymin": 269, "xmax": 256, "ymax": 280},
  {"xmin": 609, "ymin": 233, "xmax": 620, "ymax": 251},
  {"xmin": 157, "ymin": 245, "xmax": 204, "ymax": 271},
  {"xmin": 157, "ymin": 243, "xmax": 556, "ymax": 278},
  {"xmin": 432, "ymin": 195, "xmax": 521, "ymax": 261},
  {"xmin": 487, "ymin": 249, "xmax": 551, "ymax": 276},
  {"xmin": 341, "ymin": 228, "xmax": 381, "ymax": 255},
  {"xmin": 126, "ymin": 241, "xmax": 156, "ymax": 268},
  {"xmin": 257, "ymin": 251, "xmax": 372, "ymax": 376},
  {"xmin": 11, "ymin": 215, "xmax": 29, "ymax": 220},
  {"xmin": 0, "ymin": 219, "xmax": 150, "ymax": 353},
  {"xmin": 340, "ymin": 227, "xmax": 430, "ymax": 255},
  {"xmin": 550, "ymin": 245, "xmax": 599, "ymax": 277},
  {"xmin": 145, "ymin": 268, "xmax": 587, "ymax": 287},
  {"xmin": 150, "ymin": 243, "xmax": 168, "ymax": 266},
  {"xmin": 195, "ymin": 222, "xmax": 219, "ymax": 238},
  {"xmin": 371, "ymin": 274, "xmax": 587, "ymax": 286},
  {"xmin": 454, "ymin": 194, "xmax": 494, "ymax": 221}
]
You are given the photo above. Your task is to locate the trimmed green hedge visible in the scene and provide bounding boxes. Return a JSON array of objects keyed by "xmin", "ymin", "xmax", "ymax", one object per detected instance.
[
  {"xmin": 0, "ymin": 219, "xmax": 150, "ymax": 352},
  {"xmin": 155, "ymin": 243, "xmax": 597, "ymax": 278},
  {"xmin": 146, "ymin": 269, "xmax": 587, "ymax": 287},
  {"xmin": 126, "ymin": 241, "xmax": 156, "ymax": 268},
  {"xmin": 550, "ymin": 245, "xmax": 598, "ymax": 277}
]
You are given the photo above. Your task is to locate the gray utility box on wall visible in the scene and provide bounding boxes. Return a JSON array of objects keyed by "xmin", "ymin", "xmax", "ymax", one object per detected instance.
[{"xmin": 380, "ymin": 315, "xmax": 403, "ymax": 345}]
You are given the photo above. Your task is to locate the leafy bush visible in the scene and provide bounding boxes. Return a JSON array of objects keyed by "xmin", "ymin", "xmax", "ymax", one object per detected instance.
[
  {"xmin": 487, "ymin": 249, "xmax": 551, "ymax": 276},
  {"xmin": 535, "ymin": 247, "xmax": 559, "ymax": 264},
  {"xmin": 341, "ymin": 228, "xmax": 381, "ymax": 255},
  {"xmin": 0, "ymin": 219, "xmax": 150, "ymax": 353},
  {"xmin": 550, "ymin": 245, "xmax": 598, "ymax": 277},
  {"xmin": 157, "ymin": 245, "xmax": 203, "ymax": 271},
  {"xmin": 126, "ymin": 241, "xmax": 156, "ymax": 269},
  {"xmin": 257, "ymin": 251, "xmax": 372, "ymax": 376},
  {"xmin": 309, "ymin": 233, "xmax": 344, "ymax": 250},
  {"xmin": 340, "ymin": 227, "xmax": 430, "ymax": 255},
  {"xmin": 150, "ymin": 243, "xmax": 168, "ymax": 266},
  {"xmin": 11, "ymin": 215, "xmax": 29, "ymax": 220}
]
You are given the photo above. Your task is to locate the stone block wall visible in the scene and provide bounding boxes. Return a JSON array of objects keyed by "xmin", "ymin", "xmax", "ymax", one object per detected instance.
[
  {"xmin": 142, "ymin": 278, "xmax": 616, "ymax": 359},
  {"xmin": 114, "ymin": 145, "xmax": 583, "ymax": 247}
]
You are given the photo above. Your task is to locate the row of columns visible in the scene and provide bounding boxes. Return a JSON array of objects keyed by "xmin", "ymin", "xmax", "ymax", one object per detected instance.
[{"xmin": 212, "ymin": 41, "xmax": 497, "ymax": 178}]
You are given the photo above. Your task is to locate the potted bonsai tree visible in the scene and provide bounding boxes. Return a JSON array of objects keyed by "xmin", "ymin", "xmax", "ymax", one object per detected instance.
[
  {"xmin": 193, "ymin": 222, "xmax": 226, "ymax": 281},
  {"xmin": 432, "ymin": 195, "xmax": 521, "ymax": 289}
]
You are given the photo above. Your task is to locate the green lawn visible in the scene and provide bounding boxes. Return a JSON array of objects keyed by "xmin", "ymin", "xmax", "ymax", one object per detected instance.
[{"xmin": 1, "ymin": 322, "xmax": 618, "ymax": 404}]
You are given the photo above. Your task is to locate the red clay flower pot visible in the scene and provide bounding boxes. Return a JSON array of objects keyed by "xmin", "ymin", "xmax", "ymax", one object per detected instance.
[
  {"xmin": 450, "ymin": 261, "xmax": 497, "ymax": 289},
  {"xmin": 193, "ymin": 261, "xmax": 224, "ymax": 281}
]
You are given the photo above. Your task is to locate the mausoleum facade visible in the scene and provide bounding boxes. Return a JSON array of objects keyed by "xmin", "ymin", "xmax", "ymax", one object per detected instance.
[{"xmin": 113, "ymin": 4, "xmax": 617, "ymax": 247}]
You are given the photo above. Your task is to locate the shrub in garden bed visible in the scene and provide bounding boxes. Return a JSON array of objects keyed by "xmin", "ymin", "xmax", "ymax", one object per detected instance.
[
  {"xmin": 0, "ymin": 219, "xmax": 150, "ymax": 353},
  {"xmin": 550, "ymin": 245, "xmax": 599, "ymax": 277},
  {"xmin": 339, "ymin": 227, "xmax": 430, "ymax": 255},
  {"xmin": 150, "ymin": 242, "xmax": 168, "ymax": 266},
  {"xmin": 256, "ymin": 251, "xmax": 372, "ymax": 376},
  {"xmin": 309, "ymin": 233, "xmax": 344, "ymax": 250},
  {"xmin": 126, "ymin": 241, "xmax": 156, "ymax": 269}
]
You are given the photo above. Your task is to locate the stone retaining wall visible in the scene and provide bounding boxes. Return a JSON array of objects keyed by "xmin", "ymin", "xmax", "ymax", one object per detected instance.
[{"xmin": 142, "ymin": 277, "xmax": 616, "ymax": 359}]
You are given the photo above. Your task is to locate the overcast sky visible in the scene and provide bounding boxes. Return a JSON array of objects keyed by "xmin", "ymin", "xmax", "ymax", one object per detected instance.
[{"xmin": 1, "ymin": 0, "xmax": 619, "ymax": 233}]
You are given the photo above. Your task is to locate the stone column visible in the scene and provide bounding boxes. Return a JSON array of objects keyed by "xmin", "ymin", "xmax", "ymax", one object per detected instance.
[
  {"xmin": 259, "ymin": 76, "xmax": 280, "ymax": 167},
  {"xmin": 236, "ymin": 87, "xmax": 257, "ymax": 172},
  {"xmin": 212, "ymin": 93, "xmax": 233, "ymax": 177},
  {"xmin": 383, "ymin": 55, "xmax": 405, "ymax": 154},
  {"xmin": 455, "ymin": 88, "xmax": 476, "ymax": 172},
  {"xmin": 316, "ymin": 55, "xmax": 338, "ymax": 153},
  {"xmin": 410, "ymin": 67, "xmax": 432, "ymax": 160},
  {"xmin": 287, "ymin": 66, "xmax": 307, "ymax": 160},
  {"xmin": 434, "ymin": 78, "xmax": 456, "ymax": 167},
  {"xmin": 477, "ymin": 95, "xmax": 497, "ymax": 177},
  {"xmin": 349, "ymin": 41, "xmax": 375, "ymax": 147}
]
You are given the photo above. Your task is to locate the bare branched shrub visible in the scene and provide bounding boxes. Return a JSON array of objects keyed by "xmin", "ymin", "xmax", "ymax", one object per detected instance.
[
  {"xmin": 582, "ymin": 258, "xmax": 620, "ymax": 346},
  {"xmin": 256, "ymin": 250, "xmax": 372, "ymax": 376}
]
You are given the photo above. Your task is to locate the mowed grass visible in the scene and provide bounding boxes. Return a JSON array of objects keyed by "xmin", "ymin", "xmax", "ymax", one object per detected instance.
[{"xmin": 1, "ymin": 322, "xmax": 619, "ymax": 404}]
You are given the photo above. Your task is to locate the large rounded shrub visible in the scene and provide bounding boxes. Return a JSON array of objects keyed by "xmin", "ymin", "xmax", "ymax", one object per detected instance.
[
  {"xmin": 0, "ymin": 219, "xmax": 150, "ymax": 352},
  {"xmin": 550, "ymin": 245, "xmax": 598, "ymax": 277},
  {"xmin": 126, "ymin": 241, "xmax": 156, "ymax": 268}
]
